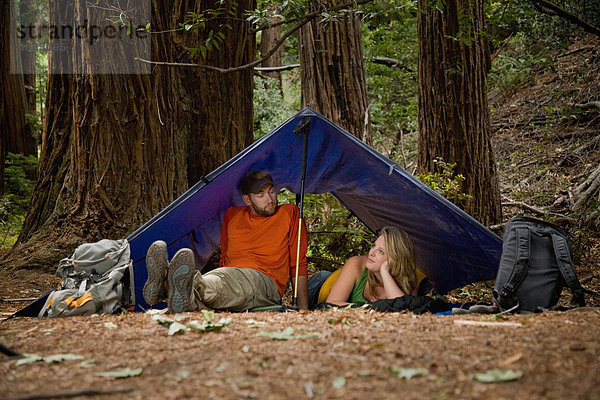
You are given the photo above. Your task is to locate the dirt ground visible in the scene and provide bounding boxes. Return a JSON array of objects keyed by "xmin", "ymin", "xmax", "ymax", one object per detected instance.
[{"xmin": 1, "ymin": 268, "xmax": 599, "ymax": 400}]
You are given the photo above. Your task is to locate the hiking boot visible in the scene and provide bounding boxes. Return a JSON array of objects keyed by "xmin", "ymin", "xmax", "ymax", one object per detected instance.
[
  {"xmin": 167, "ymin": 248, "xmax": 196, "ymax": 313},
  {"xmin": 143, "ymin": 240, "xmax": 169, "ymax": 306}
]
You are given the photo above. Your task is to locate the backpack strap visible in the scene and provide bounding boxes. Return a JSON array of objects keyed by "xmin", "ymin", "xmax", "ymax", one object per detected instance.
[
  {"xmin": 496, "ymin": 227, "xmax": 531, "ymax": 310},
  {"xmin": 551, "ymin": 233, "xmax": 586, "ymax": 307}
]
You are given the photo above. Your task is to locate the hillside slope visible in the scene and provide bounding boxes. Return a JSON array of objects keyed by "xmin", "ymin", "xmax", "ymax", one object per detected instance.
[{"xmin": 490, "ymin": 34, "xmax": 600, "ymax": 300}]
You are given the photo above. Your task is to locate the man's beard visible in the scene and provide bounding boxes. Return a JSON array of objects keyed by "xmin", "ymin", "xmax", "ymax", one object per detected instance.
[{"xmin": 250, "ymin": 199, "xmax": 278, "ymax": 217}]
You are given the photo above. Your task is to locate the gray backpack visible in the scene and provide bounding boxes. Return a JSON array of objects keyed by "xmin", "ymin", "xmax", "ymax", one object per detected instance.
[
  {"xmin": 39, "ymin": 239, "xmax": 134, "ymax": 318},
  {"xmin": 493, "ymin": 217, "xmax": 585, "ymax": 313}
]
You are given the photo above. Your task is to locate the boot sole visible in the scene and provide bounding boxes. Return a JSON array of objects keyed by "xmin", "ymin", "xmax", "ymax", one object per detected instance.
[
  {"xmin": 168, "ymin": 249, "xmax": 195, "ymax": 313},
  {"xmin": 143, "ymin": 241, "xmax": 168, "ymax": 306}
]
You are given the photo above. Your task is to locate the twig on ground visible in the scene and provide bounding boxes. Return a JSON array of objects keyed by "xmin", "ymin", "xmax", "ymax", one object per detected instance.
[
  {"xmin": 503, "ymin": 199, "xmax": 552, "ymax": 215},
  {"xmin": 453, "ymin": 320, "xmax": 522, "ymax": 327},
  {"xmin": 581, "ymin": 275, "xmax": 599, "ymax": 285},
  {"xmin": 4, "ymin": 387, "xmax": 136, "ymax": 400},
  {"xmin": 501, "ymin": 198, "xmax": 577, "ymax": 223},
  {"xmin": 559, "ymin": 46, "xmax": 596, "ymax": 58},
  {"xmin": 330, "ymin": 352, "xmax": 368, "ymax": 361},
  {"xmin": 488, "ymin": 222, "xmax": 506, "ymax": 231},
  {"xmin": 573, "ymin": 167, "xmax": 600, "ymax": 212},
  {"xmin": 574, "ymin": 135, "xmax": 600, "ymax": 155},
  {"xmin": 574, "ymin": 164, "xmax": 600, "ymax": 196},
  {"xmin": 1, "ymin": 297, "xmax": 38, "ymax": 302}
]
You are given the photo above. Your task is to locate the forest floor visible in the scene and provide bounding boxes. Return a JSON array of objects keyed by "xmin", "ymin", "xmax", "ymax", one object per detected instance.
[{"xmin": 1, "ymin": 36, "xmax": 600, "ymax": 399}]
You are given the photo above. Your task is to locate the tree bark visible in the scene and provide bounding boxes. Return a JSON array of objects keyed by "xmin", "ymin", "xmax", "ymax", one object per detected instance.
[
  {"xmin": 298, "ymin": 2, "xmax": 372, "ymax": 143},
  {"xmin": 5, "ymin": 0, "xmax": 253, "ymax": 270},
  {"xmin": 416, "ymin": 0, "xmax": 502, "ymax": 226},
  {"xmin": 171, "ymin": 0, "xmax": 255, "ymax": 187},
  {"xmin": 1, "ymin": 0, "xmax": 36, "ymax": 164},
  {"xmin": 259, "ymin": 14, "xmax": 282, "ymax": 90},
  {"xmin": 20, "ymin": 0, "xmax": 38, "ymax": 148}
]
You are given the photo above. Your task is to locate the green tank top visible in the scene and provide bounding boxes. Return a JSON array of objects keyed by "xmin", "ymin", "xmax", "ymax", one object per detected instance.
[{"xmin": 348, "ymin": 267, "xmax": 369, "ymax": 303}]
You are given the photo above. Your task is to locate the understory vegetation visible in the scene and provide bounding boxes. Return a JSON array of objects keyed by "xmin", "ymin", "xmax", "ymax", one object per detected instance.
[{"xmin": 1, "ymin": 153, "xmax": 37, "ymax": 250}]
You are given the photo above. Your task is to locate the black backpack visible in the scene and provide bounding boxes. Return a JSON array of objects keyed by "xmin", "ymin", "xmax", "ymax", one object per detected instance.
[{"xmin": 493, "ymin": 216, "xmax": 586, "ymax": 313}]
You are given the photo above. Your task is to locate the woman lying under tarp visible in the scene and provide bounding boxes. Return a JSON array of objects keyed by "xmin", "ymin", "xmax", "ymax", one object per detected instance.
[{"xmin": 308, "ymin": 225, "xmax": 449, "ymax": 314}]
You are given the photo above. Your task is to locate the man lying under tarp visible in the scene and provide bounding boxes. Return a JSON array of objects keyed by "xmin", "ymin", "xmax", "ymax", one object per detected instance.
[{"xmin": 143, "ymin": 170, "xmax": 310, "ymax": 312}]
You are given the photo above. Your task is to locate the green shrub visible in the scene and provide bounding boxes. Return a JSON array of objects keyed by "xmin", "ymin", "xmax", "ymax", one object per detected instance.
[
  {"xmin": 253, "ymin": 76, "xmax": 296, "ymax": 140},
  {"xmin": 1, "ymin": 152, "xmax": 38, "ymax": 250},
  {"xmin": 278, "ymin": 190, "xmax": 374, "ymax": 271},
  {"xmin": 416, "ymin": 158, "xmax": 472, "ymax": 203}
]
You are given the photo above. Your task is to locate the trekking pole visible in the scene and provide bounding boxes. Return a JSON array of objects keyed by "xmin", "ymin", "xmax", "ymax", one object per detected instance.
[{"xmin": 293, "ymin": 116, "xmax": 310, "ymax": 308}]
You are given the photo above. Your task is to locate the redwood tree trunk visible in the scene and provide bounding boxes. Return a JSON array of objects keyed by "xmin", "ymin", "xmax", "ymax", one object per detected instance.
[
  {"xmin": 298, "ymin": 5, "xmax": 371, "ymax": 143},
  {"xmin": 11, "ymin": 0, "xmax": 187, "ymax": 269},
  {"xmin": 20, "ymin": 0, "xmax": 38, "ymax": 148},
  {"xmin": 259, "ymin": 15, "xmax": 282, "ymax": 90},
  {"xmin": 416, "ymin": 0, "xmax": 501, "ymax": 226},
  {"xmin": 172, "ymin": 0, "xmax": 255, "ymax": 186},
  {"xmin": 7, "ymin": 0, "xmax": 253, "ymax": 271},
  {"xmin": 1, "ymin": 0, "xmax": 36, "ymax": 161}
]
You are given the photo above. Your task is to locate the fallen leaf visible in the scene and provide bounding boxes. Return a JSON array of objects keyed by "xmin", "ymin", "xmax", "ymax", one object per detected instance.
[
  {"xmin": 244, "ymin": 319, "xmax": 266, "ymax": 326},
  {"xmin": 327, "ymin": 317, "xmax": 349, "ymax": 325},
  {"xmin": 79, "ymin": 360, "xmax": 97, "ymax": 368},
  {"xmin": 332, "ymin": 376, "xmax": 346, "ymax": 389},
  {"xmin": 168, "ymin": 321, "xmax": 188, "ymax": 336},
  {"xmin": 260, "ymin": 327, "xmax": 319, "ymax": 340},
  {"xmin": 470, "ymin": 369, "xmax": 523, "ymax": 383},
  {"xmin": 146, "ymin": 308, "xmax": 168, "ymax": 315},
  {"xmin": 17, "ymin": 353, "xmax": 87, "ymax": 366},
  {"xmin": 214, "ymin": 362, "xmax": 229, "ymax": 372},
  {"xmin": 260, "ymin": 327, "xmax": 295, "ymax": 340},
  {"xmin": 175, "ymin": 370, "xmax": 190, "ymax": 382},
  {"xmin": 152, "ymin": 314, "xmax": 176, "ymax": 326},
  {"xmin": 187, "ymin": 317, "xmax": 232, "ymax": 332},
  {"xmin": 43, "ymin": 354, "xmax": 85, "ymax": 363},
  {"xmin": 387, "ymin": 367, "xmax": 430, "ymax": 380},
  {"xmin": 16, "ymin": 353, "xmax": 43, "ymax": 366},
  {"xmin": 297, "ymin": 331, "xmax": 320, "ymax": 339},
  {"xmin": 304, "ymin": 381, "xmax": 315, "ymax": 398},
  {"xmin": 95, "ymin": 367, "xmax": 143, "ymax": 379},
  {"xmin": 104, "ymin": 322, "xmax": 118, "ymax": 329}
]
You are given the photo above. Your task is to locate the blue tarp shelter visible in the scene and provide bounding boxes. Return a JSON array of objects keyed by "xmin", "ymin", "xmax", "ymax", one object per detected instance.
[{"xmin": 127, "ymin": 107, "xmax": 502, "ymax": 310}]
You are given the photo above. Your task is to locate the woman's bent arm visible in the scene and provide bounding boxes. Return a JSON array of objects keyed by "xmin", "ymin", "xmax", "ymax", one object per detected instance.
[
  {"xmin": 326, "ymin": 256, "xmax": 366, "ymax": 305},
  {"xmin": 379, "ymin": 261, "xmax": 406, "ymax": 299}
]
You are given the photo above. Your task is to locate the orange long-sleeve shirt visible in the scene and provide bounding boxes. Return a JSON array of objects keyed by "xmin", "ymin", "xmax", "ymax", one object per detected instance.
[{"xmin": 218, "ymin": 203, "xmax": 308, "ymax": 296}]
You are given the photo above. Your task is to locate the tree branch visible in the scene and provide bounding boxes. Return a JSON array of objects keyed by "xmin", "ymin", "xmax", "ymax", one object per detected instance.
[
  {"xmin": 530, "ymin": 0, "xmax": 600, "ymax": 37},
  {"xmin": 253, "ymin": 0, "xmax": 373, "ymax": 32},
  {"xmin": 502, "ymin": 197, "xmax": 575, "ymax": 221},
  {"xmin": 136, "ymin": 0, "xmax": 374, "ymax": 73},
  {"xmin": 573, "ymin": 164, "xmax": 600, "ymax": 212},
  {"xmin": 254, "ymin": 56, "xmax": 414, "ymax": 72},
  {"xmin": 569, "ymin": 101, "xmax": 600, "ymax": 112},
  {"xmin": 370, "ymin": 56, "xmax": 414, "ymax": 72},
  {"xmin": 254, "ymin": 63, "xmax": 300, "ymax": 72}
]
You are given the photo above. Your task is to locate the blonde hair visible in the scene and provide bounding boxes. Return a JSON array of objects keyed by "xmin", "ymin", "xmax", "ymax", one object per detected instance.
[{"xmin": 367, "ymin": 226, "xmax": 418, "ymax": 298}]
